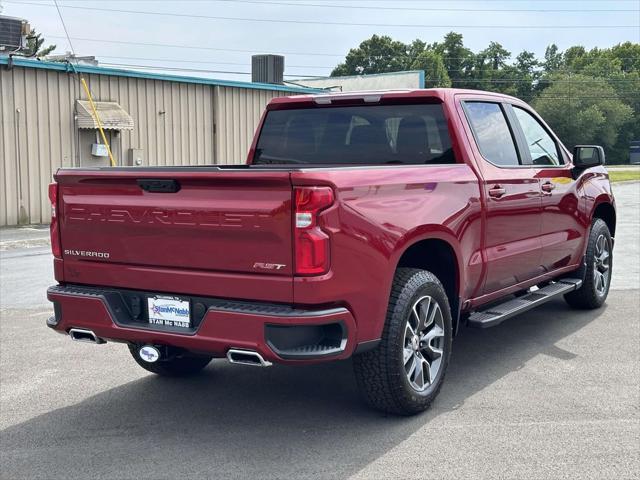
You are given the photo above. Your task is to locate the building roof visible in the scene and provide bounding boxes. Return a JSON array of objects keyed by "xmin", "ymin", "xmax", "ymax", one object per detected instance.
[
  {"xmin": 0, "ymin": 56, "xmax": 319, "ymax": 94},
  {"xmin": 76, "ymin": 100, "xmax": 134, "ymax": 130}
]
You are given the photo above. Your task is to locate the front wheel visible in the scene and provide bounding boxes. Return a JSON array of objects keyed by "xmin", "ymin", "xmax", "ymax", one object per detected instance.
[
  {"xmin": 353, "ymin": 268, "xmax": 453, "ymax": 415},
  {"xmin": 564, "ymin": 218, "xmax": 613, "ymax": 309}
]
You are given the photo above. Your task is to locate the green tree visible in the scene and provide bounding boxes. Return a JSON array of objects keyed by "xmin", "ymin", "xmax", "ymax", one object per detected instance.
[
  {"xmin": 533, "ymin": 75, "xmax": 634, "ymax": 162},
  {"xmin": 331, "ymin": 35, "xmax": 410, "ymax": 76},
  {"xmin": 330, "ymin": 34, "xmax": 640, "ymax": 164},
  {"xmin": 543, "ymin": 44, "xmax": 563, "ymax": 73},
  {"xmin": 431, "ymin": 32, "xmax": 474, "ymax": 87},
  {"xmin": 481, "ymin": 41, "xmax": 511, "ymax": 70},
  {"xmin": 25, "ymin": 30, "xmax": 56, "ymax": 58},
  {"xmin": 407, "ymin": 39, "xmax": 427, "ymax": 62},
  {"xmin": 610, "ymin": 42, "xmax": 640, "ymax": 73},
  {"xmin": 465, "ymin": 42, "xmax": 513, "ymax": 94},
  {"xmin": 515, "ymin": 50, "xmax": 538, "ymax": 74},
  {"xmin": 537, "ymin": 43, "xmax": 640, "ymax": 161},
  {"xmin": 562, "ymin": 46, "xmax": 587, "ymax": 71},
  {"xmin": 411, "ymin": 51, "xmax": 451, "ymax": 88},
  {"xmin": 511, "ymin": 50, "xmax": 539, "ymax": 101}
]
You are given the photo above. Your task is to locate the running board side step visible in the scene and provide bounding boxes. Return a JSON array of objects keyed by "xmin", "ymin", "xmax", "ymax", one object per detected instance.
[{"xmin": 468, "ymin": 278, "xmax": 582, "ymax": 328}]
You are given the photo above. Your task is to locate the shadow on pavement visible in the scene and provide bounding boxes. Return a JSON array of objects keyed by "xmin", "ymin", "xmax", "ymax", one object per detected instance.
[{"xmin": 1, "ymin": 298, "xmax": 607, "ymax": 479}]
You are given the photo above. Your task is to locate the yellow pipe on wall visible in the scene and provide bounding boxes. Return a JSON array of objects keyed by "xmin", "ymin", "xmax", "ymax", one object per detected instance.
[{"xmin": 80, "ymin": 77, "xmax": 116, "ymax": 167}]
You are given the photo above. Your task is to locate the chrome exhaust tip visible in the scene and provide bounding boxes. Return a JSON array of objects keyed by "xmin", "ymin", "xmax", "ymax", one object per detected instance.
[
  {"xmin": 68, "ymin": 328, "xmax": 105, "ymax": 344},
  {"xmin": 226, "ymin": 348, "xmax": 272, "ymax": 367}
]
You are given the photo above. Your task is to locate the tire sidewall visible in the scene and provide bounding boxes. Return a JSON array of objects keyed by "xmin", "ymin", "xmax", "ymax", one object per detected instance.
[
  {"xmin": 390, "ymin": 272, "xmax": 453, "ymax": 408},
  {"xmin": 587, "ymin": 220, "xmax": 613, "ymax": 304}
]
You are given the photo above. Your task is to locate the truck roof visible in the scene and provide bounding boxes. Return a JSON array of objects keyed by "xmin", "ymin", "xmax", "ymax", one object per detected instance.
[{"xmin": 268, "ymin": 88, "xmax": 522, "ymax": 108}]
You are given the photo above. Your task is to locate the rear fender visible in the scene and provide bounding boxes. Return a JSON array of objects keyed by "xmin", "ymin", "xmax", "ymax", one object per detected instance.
[{"xmin": 388, "ymin": 227, "xmax": 465, "ymax": 334}]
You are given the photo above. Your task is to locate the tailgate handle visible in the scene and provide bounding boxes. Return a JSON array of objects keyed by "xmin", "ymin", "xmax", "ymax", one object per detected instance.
[{"xmin": 137, "ymin": 179, "xmax": 181, "ymax": 193}]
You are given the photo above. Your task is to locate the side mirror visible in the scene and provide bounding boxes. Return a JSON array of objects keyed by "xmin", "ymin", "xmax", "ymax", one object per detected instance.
[{"xmin": 573, "ymin": 145, "xmax": 605, "ymax": 168}]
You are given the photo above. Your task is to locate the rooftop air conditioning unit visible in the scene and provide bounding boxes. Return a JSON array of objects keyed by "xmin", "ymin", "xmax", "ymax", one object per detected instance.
[
  {"xmin": 0, "ymin": 15, "xmax": 30, "ymax": 53},
  {"xmin": 252, "ymin": 54, "xmax": 285, "ymax": 85}
]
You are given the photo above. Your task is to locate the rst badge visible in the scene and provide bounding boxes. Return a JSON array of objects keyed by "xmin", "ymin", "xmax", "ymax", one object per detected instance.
[{"xmin": 253, "ymin": 262, "xmax": 286, "ymax": 271}]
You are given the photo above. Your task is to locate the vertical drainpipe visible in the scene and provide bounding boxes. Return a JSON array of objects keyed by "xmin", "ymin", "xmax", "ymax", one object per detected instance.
[{"xmin": 14, "ymin": 107, "xmax": 28, "ymax": 224}]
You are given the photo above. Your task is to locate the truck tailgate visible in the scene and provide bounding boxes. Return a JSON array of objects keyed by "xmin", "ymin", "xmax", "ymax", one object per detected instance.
[{"xmin": 55, "ymin": 169, "xmax": 293, "ymax": 297}]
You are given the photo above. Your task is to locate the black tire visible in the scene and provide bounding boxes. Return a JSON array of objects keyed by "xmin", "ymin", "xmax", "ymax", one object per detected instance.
[
  {"xmin": 128, "ymin": 344, "xmax": 213, "ymax": 377},
  {"xmin": 564, "ymin": 218, "xmax": 613, "ymax": 310},
  {"xmin": 353, "ymin": 268, "xmax": 453, "ymax": 415}
]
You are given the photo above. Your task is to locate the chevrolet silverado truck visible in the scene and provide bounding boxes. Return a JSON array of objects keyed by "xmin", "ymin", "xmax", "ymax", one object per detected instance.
[{"xmin": 47, "ymin": 89, "xmax": 615, "ymax": 415}]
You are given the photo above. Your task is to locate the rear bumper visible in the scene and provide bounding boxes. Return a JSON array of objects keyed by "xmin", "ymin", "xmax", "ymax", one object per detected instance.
[{"xmin": 47, "ymin": 284, "xmax": 357, "ymax": 364}]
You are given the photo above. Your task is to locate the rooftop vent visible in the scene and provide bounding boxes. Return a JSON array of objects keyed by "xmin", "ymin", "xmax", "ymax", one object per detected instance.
[
  {"xmin": 46, "ymin": 52, "xmax": 99, "ymax": 66},
  {"xmin": 252, "ymin": 54, "xmax": 284, "ymax": 85},
  {"xmin": 0, "ymin": 15, "xmax": 30, "ymax": 53}
]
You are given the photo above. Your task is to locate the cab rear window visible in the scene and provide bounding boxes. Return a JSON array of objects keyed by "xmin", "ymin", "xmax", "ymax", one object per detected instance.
[{"xmin": 253, "ymin": 103, "xmax": 457, "ymax": 165}]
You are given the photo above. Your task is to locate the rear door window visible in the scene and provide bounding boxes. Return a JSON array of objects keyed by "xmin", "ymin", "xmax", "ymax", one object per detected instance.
[
  {"xmin": 463, "ymin": 102, "xmax": 520, "ymax": 167},
  {"xmin": 254, "ymin": 103, "xmax": 457, "ymax": 165}
]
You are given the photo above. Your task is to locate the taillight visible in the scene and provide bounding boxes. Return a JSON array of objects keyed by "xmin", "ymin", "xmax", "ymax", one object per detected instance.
[
  {"xmin": 48, "ymin": 183, "xmax": 61, "ymax": 258},
  {"xmin": 294, "ymin": 186, "xmax": 334, "ymax": 275}
]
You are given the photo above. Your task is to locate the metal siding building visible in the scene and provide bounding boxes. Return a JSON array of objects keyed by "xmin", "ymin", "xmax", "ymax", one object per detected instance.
[
  {"xmin": 215, "ymin": 86, "xmax": 280, "ymax": 165},
  {"xmin": 0, "ymin": 58, "xmax": 314, "ymax": 226}
]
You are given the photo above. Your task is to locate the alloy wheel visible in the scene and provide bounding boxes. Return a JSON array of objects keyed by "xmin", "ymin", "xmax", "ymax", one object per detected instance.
[
  {"xmin": 403, "ymin": 295, "xmax": 445, "ymax": 392},
  {"xmin": 593, "ymin": 233, "xmax": 611, "ymax": 297}
]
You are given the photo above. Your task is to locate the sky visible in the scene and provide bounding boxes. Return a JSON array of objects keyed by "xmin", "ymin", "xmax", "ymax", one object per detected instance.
[{"xmin": 1, "ymin": 0, "xmax": 639, "ymax": 81}]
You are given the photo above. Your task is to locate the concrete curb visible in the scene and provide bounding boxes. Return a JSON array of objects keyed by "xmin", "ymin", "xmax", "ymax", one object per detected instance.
[{"xmin": 0, "ymin": 237, "xmax": 50, "ymax": 252}]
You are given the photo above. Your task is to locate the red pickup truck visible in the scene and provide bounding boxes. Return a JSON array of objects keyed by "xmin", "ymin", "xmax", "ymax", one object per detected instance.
[{"xmin": 47, "ymin": 89, "xmax": 615, "ymax": 415}]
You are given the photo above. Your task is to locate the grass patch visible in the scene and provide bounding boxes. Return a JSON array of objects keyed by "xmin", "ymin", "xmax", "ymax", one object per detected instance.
[{"xmin": 608, "ymin": 170, "xmax": 640, "ymax": 183}]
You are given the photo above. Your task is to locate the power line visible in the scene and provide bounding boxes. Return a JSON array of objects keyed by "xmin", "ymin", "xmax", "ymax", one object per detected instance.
[
  {"xmin": 23, "ymin": 0, "xmax": 640, "ymax": 2},
  {"xmin": 45, "ymin": 34, "xmax": 345, "ymax": 57},
  {"xmin": 74, "ymin": 64, "xmax": 640, "ymax": 95},
  {"xmin": 91, "ymin": 55, "xmax": 640, "ymax": 78},
  {"xmin": 94, "ymin": 61, "xmax": 640, "ymax": 85},
  {"xmin": 260, "ymin": 0, "xmax": 638, "ymax": 12},
  {"xmin": 532, "ymin": 96, "xmax": 640, "ymax": 99},
  {"xmin": 97, "ymin": 55, "xmax": 333, "ymax": 70},
  {"xmin": 205, "ymin": 0, "xmax": 640, "ymax": 13},
  {"xmin": 52, "ymin": 0, "xmax": 75, "ymax": 55},
  {"xmin": 43, "ymin": 35, "xmax": 640, "ymax": 63},
  {"xmin": 100, "ymin": 62, "xmax": 326, "ymax": 77},
  {"xmin": 97, "ymin": 60, "xmax": 640, "ymax": 81},
  {"xmin": 449, "ymin": 78, "xmax": 638, "ymax": 84},
  {"xmin": 8, "ymin": 1, "xmax": 640, "ymax": 29}
]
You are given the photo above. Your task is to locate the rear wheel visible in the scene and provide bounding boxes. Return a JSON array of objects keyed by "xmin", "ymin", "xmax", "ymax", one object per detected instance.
[
  {"xmin": 128, "ymin": 344, "xmax": 213, "ymax": 377},
  {"xmin": 564, "ymin": 218, "xmax": 613, "ymax": 309},
  {"xmin": 353, "ymin": 268, "xmax": 452, "ymax": 415}
]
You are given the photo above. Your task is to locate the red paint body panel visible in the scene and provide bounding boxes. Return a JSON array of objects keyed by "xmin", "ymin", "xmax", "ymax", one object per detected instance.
[
  {"xmin": 47, "ymin": 289, "xmax": 356, "ymax": 364},
  {"xmin": 290, "ymin": 165, "xmax": 482, "ymax": 343},
  {"xmin": 48, "ymin": 88, "xmax": 615, "ymax": 363},
  {"xmin": 58, "ymin": 171, "xmax": 294, "ymax": 275}
]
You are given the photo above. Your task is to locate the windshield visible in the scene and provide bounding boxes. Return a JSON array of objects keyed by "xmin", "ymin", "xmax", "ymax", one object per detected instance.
[{"xmin": 253, "ymin": 103, "xmax": 457, "ymax": 165}]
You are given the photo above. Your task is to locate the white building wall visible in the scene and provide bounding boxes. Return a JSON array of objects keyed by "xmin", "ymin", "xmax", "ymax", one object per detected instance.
[{"xmin": 293, "ymin": 71, "xmax": 424, "ymax": 92}]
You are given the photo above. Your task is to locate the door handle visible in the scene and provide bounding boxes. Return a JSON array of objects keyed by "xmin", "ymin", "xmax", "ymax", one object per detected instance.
[
  {"xmin": 137, "ymin": 179, "xmax": 181, "ymax": 193},
  {"xmin": 541, "ymin": 182, "xmax": 555, "ymax": 194},
  {"xmin": 488, "ymin": 185, "xmax": 506, "ymax": 198}
]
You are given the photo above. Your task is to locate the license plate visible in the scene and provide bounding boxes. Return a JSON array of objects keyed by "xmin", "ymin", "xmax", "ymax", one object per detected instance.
[{"xmin": 147, "ymin": 296, "xmax": 191, "ymax": 328}]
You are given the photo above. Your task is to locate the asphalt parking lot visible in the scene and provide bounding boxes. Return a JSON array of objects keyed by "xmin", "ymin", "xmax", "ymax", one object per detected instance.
[{"xmin": 1, "ymin": 182, "xmax": 638, "ymax": 480}]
